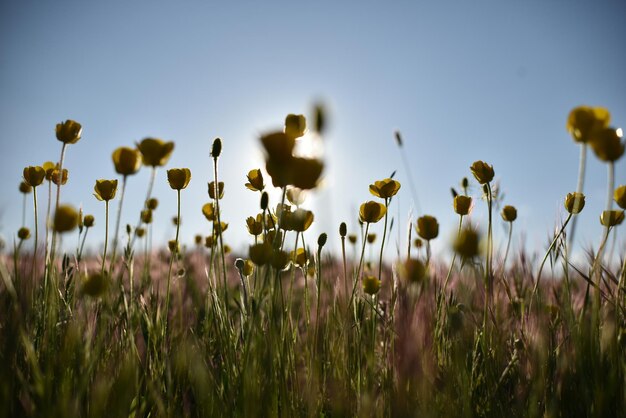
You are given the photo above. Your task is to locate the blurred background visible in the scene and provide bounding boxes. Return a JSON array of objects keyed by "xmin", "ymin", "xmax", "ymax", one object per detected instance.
[{"xmin": 1, "ymin": 0, "xmax": 625, "ymax": 262}]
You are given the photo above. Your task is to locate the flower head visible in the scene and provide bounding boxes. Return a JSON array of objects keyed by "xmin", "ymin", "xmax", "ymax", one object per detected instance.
[
  {"xmin": 565, "ymin": 192, "xmax": 585, "ymax": 215},
  {"xmin": 285, "ymin": 114, "xmax": 306, "ymax": 139},
  {"xmin": 146, "ymin": 198, "xmax": 158, "ymax": 210},
  {"xmin": 359, "ymin": 201, "xmax": 386, "ymax": 223},
  {"xmin": 208, "ymin": 181, "xmax": 224, "ymax": 199},
  {"xmin": 18, "ymin": 227, "xmax": 31, "ymax": 240},
  {"xmin": 588, "ymin": 127, "xmax": 624, "ymax": 162},
  {"xmin": 94, "ymin": 179, "xmax": 118, "ymax": 201},
  {"xmin": 246, "ymin": 215, "xmax": 264, "ymax": 236},
  {"xmin": 167, "ymin": 168, "xmax": 191, "ymax": 190},
  {"xmin": 202, "ymin": 203, "xmax": 215, "ymax": 221},
  {"xmin": 23, "ymin": 166, "xmax": 45, "ymax": 187},
  {"xmin": 42, "ymin": 161, "xmax": 56, "ymax": 181},
  {"xmin": 137, "ymin": 138, "xmax": 175, "ymax": 167},
  {"xmin": 51, "ymin": 168, "xmax": 68, "ymax": 186},
  {"xmin": 453, "ymin": 195, "xmax": 472, "ymax": 216},
  {"xmin": 470, "ymin": 161, "xmax": 495, "ymax": 184},
  {"xmin": 400, "ymin": 258, "xmax": 426, "ymax": 283},
  {"xmin": 81, "ymin": 273, "xmax": 108, "ymax": 297},
  {"xmin": 19, "ymin": 181, "xmax": 32, "ymax": 194},
  {"xmin": 453, "ymin": 227, "xmax": 481, "ymax": 258},
  {"xmin": 112, "ymin": 147, "xmax": 141, "ymax": 176},
  {"xmin": 83, "ymin": 214, "xmax": 95, "ymax": 227},
  {"xmin": 245, "ymin": 169, "xmax": 265, "ymax": 192},
  {"xmin": 56, "ymin": 120, "xmax": 82, "ymax": 144},
  {"xmin": 141, "ymin": 209, "xmax": 153, "ymax": 224},
  {"xmin": 54, "ymin": 204, "xmax": 79, "ymax": 233},
  {"xmin": 566, "ymin": 106, "xmax": 610, "ymax": 143},
  {"xmin": 369, "ymin": 178, "xmax": 401, "ymax": 199},
  {"xmin": 615, "ymin": 185, "xmax": 626, "ymax": 209},
  {"xmin": 600, "ymin": 210, "xmax": 625, "ymax": 227},
  {"xmin": 501, "ymin": 205, "xmax": 517, "ymax": 222},
  {"xmin": 416, "ymin": 215, "xmax": 439, "ymax": 240},
  {"xmin": 249, "ymin": 242, "xmax": 273, "ymax": 266},
  {"xmin": 362, "ymin": 275, "xmax": 381, "ymax": 295}
]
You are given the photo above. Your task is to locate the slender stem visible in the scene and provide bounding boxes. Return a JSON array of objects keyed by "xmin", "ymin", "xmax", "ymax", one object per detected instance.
[
  {"xmin": 22, "ymin": 193, "xmax": 27, "ymax": 227},
  {"xmin": 111, "ymin": 175, "xmax": 127, "ymax": 267},
  {"xmin": 341, "ymin": 236, "xmax": 348, "ymax": 301},
  {"xmin": 165, "ymin": 189, "xmax": 181, "ymax": 328},
  {"xmin": 50, "ymin": 142, "xmax": 67, "ymax": 265},
  {"xmin": 78, "ymin": 228, "xmax": 89, "ymax": 263},
  {"xmin": 32, "ymin": 187, "xmax": 39, "ymax": 279},
  {"xmin": 102, "ymin": 201, "xmax": 109, "ymax": 274},
  {"xmin": 444, "ymin": 215, "xmax": 464, "ymax": 291},
  {"xmin": 568, "ymin": 143, "xmax": 587, "ymax": 247},
  {"xmin": 44, "ymin": 180, "xmax": 52, "ymax": 267},
  {"xmin": 377, "ymin": 198, "xmax": 389, "ymax": 283},
  {"xmin": 347, "ymin": 223, "xmax": 370, "ymax": 317},
  {"xmin": 593, "ymin": 162, "xmax": 615, "ymax": 317},
  {"xmin": 501, "ymin": 221, "xmax": 513, "ymax": 274},
  {"xmin": 130, "ymin": 167, "xmax": 156, "ymax": 249},
  {"xmin": 213, "ymin": 158, "xmax": 228, "ymax": 304}
]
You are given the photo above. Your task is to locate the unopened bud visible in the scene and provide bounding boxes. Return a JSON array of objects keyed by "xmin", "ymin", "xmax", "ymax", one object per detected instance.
[
  {"xmin": 339, "ymin": 222, "xmax": 347, "ymax": 238},
  {"xmin": 211, "ymin": 137, "xmax": 222, "ymax": 158}
]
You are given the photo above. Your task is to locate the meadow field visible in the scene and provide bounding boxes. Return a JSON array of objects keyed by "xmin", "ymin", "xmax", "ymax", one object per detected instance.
[{"xmin": 1, "ymin": 107, "xmax": 625, "ymax": 417}]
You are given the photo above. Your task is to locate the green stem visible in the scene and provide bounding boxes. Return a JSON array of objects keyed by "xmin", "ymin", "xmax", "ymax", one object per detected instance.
[
  {"xmin": 347, "ymin": 223, "xmax": 370, "ymax": 317},
  {"xmin": 102, "ymin": 200, "xmax": 109, "ymax": 274},
  {"xmin": 568, "ymin": 143, "xmax": 587, "ymax": 247},
  {"xmin": 22, "ymin": 193, "xmax": 26, "ymax": 227},
  {"xmin": 110, "ymin": 175, "xmax": 127, "ymax": 268},
  {"xmin": 50, "ymin": 142, "xmax": 67, "ymax": 267},
  {"xmin": 501, "ymin": 221, "xmax": 513, "ymax": 274},
  {"xmin": 444, "ymin": 215, "xmax": 463, "ymax": 291},
  {"xmin": 213, "ymin": 158, "xmax": 228, "ymax": 305},
  {"xmin": 377, "ymin": 198, "xmax": 389, "ymax": 283},
  {"xmin": 130, "ymin": 167, "xmax": 156, "ymax": 250},
  {"xmin": 165, "ymin": 189, "xmax": 181, "ymax": 329},
  {"xmin": 32, "ymin": 187, "xmax": 39, "ymax": 279}
]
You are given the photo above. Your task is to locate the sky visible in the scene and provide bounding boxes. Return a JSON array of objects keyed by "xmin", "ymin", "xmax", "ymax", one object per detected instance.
[{"xmin": 1, "ymin": 0, "xmax": 625, "ymax": 264}]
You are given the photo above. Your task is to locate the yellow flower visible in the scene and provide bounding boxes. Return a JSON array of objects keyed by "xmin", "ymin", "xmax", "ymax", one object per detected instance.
[
  {"xmin": 362, "ymin": 275, "xmax": 381, "ymax": 295},
  {"xmin": 290, "ymin": 157, "xmax": 324, "ymax": 190},
  {"xmin": 141, "ymin": 209, "xmax": 153, "ymax": 224},
  {"xmin": 137, "ymin": 138, "xmax": 175, "ymax": 167},
  {"xmin": 245, "ymin": 169, "xmax": 265, "ymax": 191},
  {"xmin": 400, "ymin": 259, "xmax": 426, "ymax": 283},
  {"xmin": 42, "ymin": 161, "xmax": 56, "ymax": 181},
  {"xmin": 453, "ymin": 195, "xmax": 472, "ymax": 216},
  {"xmin": 600, "ymin": 210, "xmax": 625, "ymax": 227},
  {"xmin": 93, "ymin": 179, "xmax": 118, "ymax": 201},
  {"xmin": 285, "ymin": 114, "xmax": 306, "ymax": 139},
  {"xmin": 246, "ymin": 215, "xmax": 263, "ymax": 236},
  {"xmin": 18, "ymin": 227, "xmax": 31, "ymax": 240},
  {"xmin": 566, "ymin": 106, "xmax": 610, "ymax": 143},
  {"xmin": 194, "ymin": 234, "xmax": 203, "ymax": 245},
  {"xmin": 359, "ymin": 201, "xmax": 386, "ymax": 223},
  {"xmin": 168, "ymin": 240, "xmax": 179, "ymax": 253},
  {"xmin": 470, "ymin": 161, "xmax": 495, "ymax": 184},
  {"xmin": 271, "ymin": 250, "xmax": 290, "ymax": 270},
  {"xmin": 615, "ymin": 185, "xmax": 626, "ymax": 209},
  {"xmin": 135, "ymin": 227, "xmax": 145, "ymax": 238},
  {"xmin": 414, "ymin": 238, "xmax": 423, "ymax": 248},
  {"xmin": 453, "ymin": 227, "xmax": 481, "ymax": 258},
  {"xmin": 291, "ymin": 248, "xmax": 308, "ymax": 267},
  {"xmin": 81, "ymin": 273, "xmax": 108, "ymax": 297},
  {"xmin": 54, "ymin": 204, "xmax": 79, "ymax": 233},
  {"xmin": 369, "ymin": 178, "xmax": 401, "ymax": 199},
  {"xmin": 261, "ymin": 132, "xmax": 296, "ymax": 164},
  {"xmin": 208, "ymin": 181, "xmax": 224, "ymax": 199},
  {"xmin": 282, "ymin": 208, "xmax": 314, "ymax": 232},
  {"xmin": 51, "ymin": 168, "xmax": 68, "ymax": 186},
  {"xmin": 23, "ymin": 166, "xmax": 45, "ymax": 187},
  {"xmin": 588, "ymin": 127, "xmax": 624, "ymax": 162},
  {"xmin": 146, "ymin": 198, "xmax": 158, "ymax": 210},
  {"xmin": 249, "ymin": 242, "xmax": 273, "ymax": 266},
  {"xmin": 83, "ymin": 214, "xmax": 95, "ymax": 227},
  {"xmin": 56, "ymin": 120, "xmax": 82, "ymax": 144},
  {"xmin": 202, "ymin": 203, "xmax": 215, "ymax": 221},
  {"xmin": 19, "ymin": 181, "xmax": 32, "ymax": 194},
  {"xmin": 501, "ymin": 205, "xmax": 517, "ymax": 222},
  {"xmin": 564, "ymin": 192, "xmax": 585, "ymax": 214},
  {"xmin": 348, "ymin": 234, "xmax": 357, "ymax": 245},
  {"xmin": 416, "ymin": 215, "xmax": 439, "ymax": 240},
  {"xmin": 112, "ymin": 147, "xmax": 141, "ymax": 176},
  {"xmin": 213, "ymin": 221, "xmax": 228, "ymax": 236},
  {"xmin": 242, "ymin": 259, "xmax": 254, "ymax": 276},
  {"xmin": 286, "ymin": 187, "xmax": 306, "ymax": 206},
  {"xmin": 167, "ymin": 168, "xmax": 191, "ymax": 190},
  {"xmin": 204, "ymin": 236, "xmax": 214, "ymax": 248},
  {"xmin": 366, "ymin": 233, "xmax": 377, "ymax": 244},
  {"xmin": 261, "ymin": 131, "xmax": 323, "ymax": 189}
]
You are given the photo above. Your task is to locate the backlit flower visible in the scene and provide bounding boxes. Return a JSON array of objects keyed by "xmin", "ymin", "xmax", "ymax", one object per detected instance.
[
  {"xmin": 566, "ymin": 106, "xmax": 610, "ymax": 143},
  {"xmin": 18, "ymin": 227, "xmax": 31, "ymax": 240},
  {"xmin": 359, "ymin": 201, "xmax": 386, "ymax": 223},
  {"xmin": 285, "ymin": 114, "xmax": 306, "ymax": 139},
  {"xmin": 54, "ymin": 204, "xmax": 79, "ymax": 233},
  {"xmin": 362, "ymin": 275, "xmax": 381, "ymax": 295},
  {"xmin": 112, "ymin": 147, "xmax": 141, "ymax": 176},
  {"xmin": 167, "ymin": 168, "xmax": 191, "ymax": 190},
  {"xmin": 137, "ymin": 138, "xmax": 175, "ymax": 167},
  {"xmin": 588, "ymin": 127, "xmax": 624, "ymax": 162},
  {"xmin": 369, "ymin": 178, "xmax": 401, "ymax": 199},
  {"xmin": 245, "ymin": 169, "xmax": 265, "ymax": 192},
  {"xmin": 470, "ymin": 161, "xmax": 495, "ymax": 184},
  {"xmin": 202, "ymin": 203, "xmax": 215, "ymax": 221},
  {"xmin": 208, "ymin": 181, "xmax": 224, "ymax": 199},
  {"xmin": 93, "ymin": 179, "xmax": 118, "ymax": 201},
  {"xmin": 416, "ymin": 215, "xmax": 439, "ymax": 240},
  {"xmin": 615, "ymin": 185, "xmax": 626, "ymax": 209},
  {"xmin": 600, "ymin": 210, "xmax": 625, "ymax": 227},
  {"xmin": 51, "ymin": 168, "xmax": 68, "ymax": 186},
  {"xmin": 501, "ymin": 205, "xmax": 517, "ymax": 222},
  {"xmin": 56, "ymin": 120, "xmax": 82, "ymax": 144},
  {"xmin": 19, "ymin": 181, "xmax": 32, "ymax": 194},
  {"xmin": 453, "ymin": 195, "xmax": 472, "ymax": 216},
  {"xmin": 23, "ymin": 166, "xmax": 45, "ymax": 187},
  {"xmin": 565, "ymin": 192, "xmax": 585, "ymax": 215}
]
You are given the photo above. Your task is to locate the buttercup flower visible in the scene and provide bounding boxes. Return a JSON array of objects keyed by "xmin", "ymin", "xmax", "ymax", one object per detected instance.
[
  {"xmin": 565, "ymin": 192, "xmax": 586, "ymax": 214},
  {"xmin": 470, "ymin": 161, "xmax": 495, "ymax": 184},
  {"xmin": 202, "ymin": 203, "xmax": 215, "ymax": 221},
  {"xmin": 245, "ymin": 169, "xmax": 265, "ymax": 192},
  {"xmin": 246, "ymin": 215, "xmax": 264, "ymax": 236},
  {"xmin": 362, "ymin": 275, "xmax": 381, "ymax": 295},
  {"xmin": 51, "ymin": 168, "xmax": 68, "ymax": 186},
  {"xmin": 501, "ymin": 205, "xmax": 517, "ymax": 222},
  {"xmin": 369, "ymin": 178, "xmax": 401, "ymax": 199},
  {"xmin": 146, "ymin": 198, "xmax": 159, "ymax": 210},
  {"xmin": 19, "ymin": 181, "xmax": 32, "ymax": 194},
  {"xmin": 285, "ymin": 114, "xmax": 306, "ymax": 139},
  {"xmin": 348, "ymin": 234, "xmax": 357, "ymax": 245},
  {"xmin": 367, "ymin": 233, "xmax": 377, "ymax": 244},
  {"xmin": 600, "ymin": 210, "xmax": 625, "ymax": 227},
  {"xmin": 112, "ymin": 147, "xmax": 142, "ymax": 176},
  {"xmin": 140, "ymin": 209, "xmax": 153, "ymax": 224},
  {"xmin": 94, "ymin": 179, "xmax": 118, "ymax": 201},
  {"xmin": 167, "ymin": 168, "xmax": 191, "ymax": 190},
  {"xmin": 286, "ymin": 187, "xmax": 306, "ymax": 206},
  {"xmin": 54, "ymin": 204, "xmax": 79, "ymax": 233},
  {"xmin": 137, "ymin": 138, "xmax": 175, "ymax": 167},
  {"xmin": 23, "ymin": 166, "xmax": 45, "ymax": 187},
  {"xmin": 208, "ymin": 181, "xmax": 224, "ymax": 199},
  {"xmin": 83, "ymin": 214, "xmax": 95, "ymax": 227},
  {"xmin": 453, "ymin": 227, "xmax": 481, "ymax": 258},
  {"xmin": 400, "ymin": 258, "xmax": 426, "ymax": 283},
  {"xmin": 359, "ymin": 201, "xmax": 386, "ymax": 223},
  {"xmin": 81, "ymin": 273, "xmax": 108, "ymax": 297},
  {"xmin": 416, "ymin": 215, "xmax": 439, "ymax": 240},
  {"xmin": 283, "ymin": 208, "xmax": 314, "ymax": 232},
  {"xmin": 42, "ymin": 161, "xmax": 56, "ymax": 181},
  {"xmin": 18, "ymin": 227, "xmax": 31, "ymax": 240},
  {"xmin": 566, "ymin": 106, "xmax": 610, "ymax": 143},
  {"xmin": 588, "ymin": 127, "xmax": 624, "ymax": 162},
  {"xmin": 249, "ymin": 242, "xmax": 273, "ymax": 266},
  {"xmin": 168, "ymin": 240, "xmax": 179, "ymax": 253},
  {"xmin": 135, "ymin": 227, "xmax": 145, "ymax": 238},
  {"xmin": 615, "ymin": 185, "xmax": 626, "ymax": 209},
  {"xmin": 454, "ymin": 195, "xmax": 472, "ymax": 216},
  {"xmin": 56, "ymin": 120, "xmax": 82, "ymax": 144}
]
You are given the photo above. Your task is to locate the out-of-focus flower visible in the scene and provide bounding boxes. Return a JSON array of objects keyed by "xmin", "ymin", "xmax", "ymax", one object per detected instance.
[
  {"xmin": 566, "ymin": 106, "xmax": 610, "ymax": 143},
  {"xmin": 246, "ymin": 215, "xmax": 264, "ymax": 236},
  {"xmin": 43, "ymin": 161, "xmax": 56, "ymax": 181},
  {"xmin": 51, "ymin": 168, "xmax": 68, "ymax": 186},
  {"xmin": 19, "ymin": 181, "xmax": 32, "ymax": 194},
  {"xmin": 615, "ymin": 185, "xmax": 626, "ymax": 209},
  {"xmin": 202, "ymin": 203, "xmax": 215, "ymax": 221},
  {"xmin": 141, "ymin": 209, "xmax": 153, "ymax": 224},
  {"xmin": 83, "ymin": 214, "xmax": 95, "ymax": 228},
  {"xmin": 249, "ymin": 242, "xmax": 273, "ymax": 266},
  {"xmin": 416, "ymin": 215, "xmax": 439, "ymax": 240},
  {"xmin": 146, "ymin": 198, "xmax": 158, "ymax": 210},
  {"xmin": 453, "ymin": 195, "xmax": 472, "ymax": 216},
  {"xmin": 400, "ymin": 258, "xmax": 426, "ymax": 283},
  {"xmin": 285, "ymin": 114, "xmax": 306, "ymax": 139},
  {"xmin": 369, "ymin": 178, "xmax": 401, "ymax": 199},
  {"xmin": 588, "ymin": 127, "xmax": 624, "ymax": 162},
  {"xmin": 18, "ymin": 227, "xmax": 31, "ymax": 240},
  {"xmin": 470, "ymin": 161, "xmax": 494, "ymax": 184},
  {"xmin": 362, "ymin": 275, "xmax": 381, "ymax": 295},
  {"xmin": 82, "ymin": 273, "xmax": 108, "ymax": 297},
  {"xmin": 56, "ymin": 120, "xmax": 82, "ymax": 144},
  {"xmin": 112, "ymin": 147, "xmax": 141, "ymax": 176},
  {"xmin": 453, "ymin": 227, "xmax": 481, "ymax": 258},
  {"xmin": 359, "ymin": 201, "xmax": 386, "ymax": 223},
  {"xmin": 600, "ymin": 210, "xmax": 625, "ymax": 227},
  {"xmin": 501, "ymin": 205, "xmax": 517, "ymax": 222},
  {"xmin": 54, "ymin": 204, "xmax": 79, "ymax": 233},
  {"xmin": 137, "ymin": 138, "xmax": 175, "ymax": 167}
]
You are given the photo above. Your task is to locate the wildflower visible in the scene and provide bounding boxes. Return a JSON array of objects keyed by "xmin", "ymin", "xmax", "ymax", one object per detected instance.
[
  {"xmin": 55, "ymin": 120, "xmax": 82, "ymax": 144},
  {"xmin": 369, "ymin": 178, "xmax": 401, "ymax": 199},
  {"xmin": 285, "ymin": 208, "xmax": 314, "ymax": 232},
  {"xmin": 54, "ymin": 204, "xmax": 79, "ymax": 233},
  {"xmin": 81, "ymin": 273, "xmax": 108, "ymax": 297},
  {"xmin": 566, "ymin": 106, "xmax": 610, "ymax": 143},
  {"xmin": 208, "ymin": 181, "xmax": 224, "ymax": 199},
  {"xmin": 112, "ymin": 147, "xmax": 141, "ymax": 176},
  {"xmin": 367, "ymin": 233, "xmax": 377, "ymax": 244},
  {"xmin": 146, "ymin": 198, "xmax": 158, "ymax": 210},
  {"xmin": 168, "ymin": 240, "xmax": 179, "ymax": 253},
  {"xmin": 172, "ymin": 216, "xmax": 180, "ymax": 226},
  {"xmin": 286, "ymin": 187, "xmax": 306, "ymax": 206},
  {"xmin": 362, "ymin": 275, "xmax": 381, "ymax": 295},
  {"xmin": 416, "ymin": 215, "xmax": 439, "ymax": 240},
  {"xmin": 19, "ymin": 181, "xmax": 32, "ymax": 194},
  {"xmin": 501, "ymin": 205, "xmax": 517, "ymax": 222},
  {"xmin": 202, "ymin": 203, "xmax": 215, "ymax": 221},
  {"xmin": 83, "ymin": 214, "xmax": 95, "ymax": 227},
  {"xmin": 292, "ymin": 248, "xmax": 307, "ymax": 267},
  {"xmin": 18, "ymin": 227, "xmax": 31, "ymax": 240},
  {"xmin": 339, "ymin": 222, "xmax": 347, "ymax": 237},
  {"xmin": 414, "ymin": 238, "xmax": 423, "ymax": 248},
  {"xmin": 245, "ymin": 169, "xmax": 265, "ymax": 192},
  {"xmin": 51, "ymin": 168, "xmax": 68, "ymax": 185},
  {"xmin": 246, "ymin": 215, "xmax": 263, "ymax": 236},
  {"xmin": 453, "ymin": 195, "xmax": 472, "ymax": 216},
  {"xmin": 318, "ymin": 232, "xmax": 327, "ymax": 248},
  {"xmin": 135, "ymin": 227, "xmax": 145, "ymax": 238},
  {"xmin": 249, "ymin": 242, "xmax": 273, "ymax": 266},
  {"xmin": 211, "ymin": 137, "xmax": 222, "ymax": 158},
  {"xmin": 615, "ymin": 185, "xmax": 626, "ymax": 209},
  {"xmin": 141, "ymin": 209, "xmax": 153, "ymax": 224},
  {"xmin": 137, "ymin": 138, "xmax": 175, "ymax": 167},
  {"xmin": 194, "ymin": 234, "xmax": 202, "ymax": 245},
  {"xmin": 348, "ymin": 234, "xmax": 357, "ymax": 245},
  {"xmin": 214, "ymin": 221, "xmax": 228, "ymax": 235},
  {"xmin": 167, "ymin": 168, "xmax": 191, "ymax": 190},
  {"xmin": 359, "ymin": 201, "xmax": 386, "ymax": 223},
  {"xmin": 204, "ymin": 236, "xmax": 214, "ymax": 247},
  {"xmin": 400, "ymin": 258, "xmax": 426, "ymax": 283},
  {"xmin": 470, "ymin": 161, "xmax": 495, "ymax": 184},
  {"xmin": 588, "ymin": 127, "xmax": 624, "ymax": 162},
  {"xmin": 93, "ymin": 179, "xmax": 118, "ymax": 201},
  {"xmin": 23, "ymin": 166, "xmax": 45, "ymax": 187},
  {"xmin": 565, "ymin": 192, "xmax": 585, "ymax": 214},
  {"xmin": 285, "ymin": 114, "xmax": 306, "ymax": 139},
  {"xmin": 289, "ymin": 157, "xmax": 324, "ymax": 189},
  {"xmin": 600, "ymin": 210, "xmax": 625, "ymax": 227},
  {"xmin": 453, "ymin": 227, "xmax": 481, "ymax": 258},
  {"xmin": 42, "ymin": 161, "xmax": 56, "ymax": 181},
  {"xmin": 271, "ymin": 250, "xmax": 290, "ymax": 270}
]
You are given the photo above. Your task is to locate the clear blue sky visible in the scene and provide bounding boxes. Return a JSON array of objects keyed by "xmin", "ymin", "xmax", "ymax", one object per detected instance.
[{"xmin": 1, "ymin": 0, "xmax": 625, "ymax": 262}]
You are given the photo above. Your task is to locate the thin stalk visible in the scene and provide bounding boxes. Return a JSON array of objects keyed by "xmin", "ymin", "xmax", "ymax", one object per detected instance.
[
  {"xmin": 314, "ymin": 244, "xmax": 323, "ymax": 351},
  {"xmin": 44, "ymin": 180, "xmax": 52, "ymax": 266},
  {"xmin": 341, "ymin": 235, "xmax": 348, "ymax": 301},
  {"xmin": 347, "ymin": 223, "xmax": 370, "ymax": 317},
  {"xmin": 568, "ymin": 143, "xmax": 587, "ymax": 247},
  {"xmin": 165, "ymin": 189, "xmax": 181, "ymax": 329},
  {"xmin": 501, "ymin": 221, "xmax": 513, "ymax": 274},
  {"xmin": 110, "ymin": 175, "xmax": 127, "ymax": 267},
  {"xmin": 593, "ymin": 162, "xmax": 615, "ymax": 318},
  {"xmin": 32, "ymin": 187, "xmax": 39, "ymax": 279},
  {"xmin": 130, "ymin": 167, "xmax": 156, "ymax": 249},
  {"xmin": 377, "ymin": 198, "xmax": 389, "ymax": 283},
  {"xmin": 213, "ymin": 158, "xmax": 228, "ymax": 304},
  {"xmin": 22, "ymin": 193, "xmax": 27, "ymax": 227},
  {"xmin": 50, "ymin": 142, "xmax": 67, "ymax": 265},
  {"xmin": 444, "ymin": 215, "xmax": 464, "ymax": 290},
  {"xmin": 101, "ymin": 201, "xmax": 109, "ymax": 274},
  {"xmin": 78, "ymin": 227, "xmax": 89, "ymax": 263}
]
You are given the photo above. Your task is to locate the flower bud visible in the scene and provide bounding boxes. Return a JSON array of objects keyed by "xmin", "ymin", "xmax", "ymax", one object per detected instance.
[
  {"xmin": 317, "ymin": 232, "xmax": 327, "ymax": 248},
  {"xmin": 339, "ymin": 222, "xmax": 347, "ymax": 238},
  {"xmin": 501, "ymin": 205, "xmax": 517, "ymax": 222},
  {"xmin": 211, "ymin": 137, "xmax": 222, "ymax": 158},
  {"xmin": 18, "ymin": 227, "xmax": 31, "ymax": 240},
  {"xmin": 564, "ymin": 192, "xmax": 585, "ymax": 215}
]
